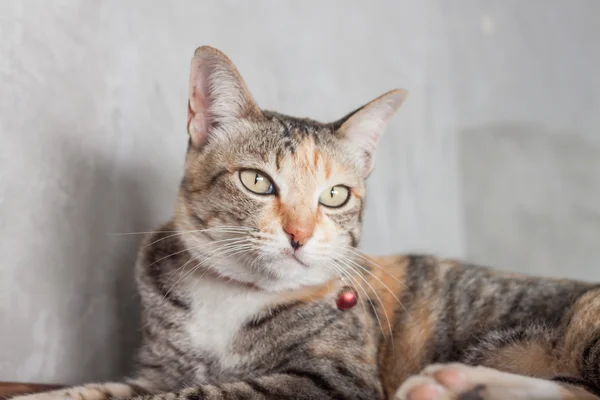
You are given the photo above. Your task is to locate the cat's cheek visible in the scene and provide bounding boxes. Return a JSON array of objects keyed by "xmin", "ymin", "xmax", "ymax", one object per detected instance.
[
  {"xmin": 255, "ymin": 202, "xmax": 289, "ymax": 241},
  {"xmin": 315, "ymin": 215, "xmax": 348, "ymax": 248}
]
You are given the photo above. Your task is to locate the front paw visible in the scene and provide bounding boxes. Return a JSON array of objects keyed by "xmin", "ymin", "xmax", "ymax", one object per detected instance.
[{"xmin": 395, "ymin": 363, "xmax": 565, "ymax": 400}]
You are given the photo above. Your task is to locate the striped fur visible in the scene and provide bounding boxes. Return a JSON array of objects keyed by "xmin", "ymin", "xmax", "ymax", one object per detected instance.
[{"xmin": 9, "ymin": 46, "xmax": 600, "ymax": 400}]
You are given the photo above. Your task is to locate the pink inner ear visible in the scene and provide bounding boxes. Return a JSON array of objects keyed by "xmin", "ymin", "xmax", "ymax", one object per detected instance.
[
  {"xmin": 188, "ymin": 114, "xmax": 208, "ymax": 147},
  {"xmin": 188, "ymin": 80, "xmax": 211, "ymax": 147}
]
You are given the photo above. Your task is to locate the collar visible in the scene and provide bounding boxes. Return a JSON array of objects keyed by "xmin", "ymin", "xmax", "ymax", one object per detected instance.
[{"xmin": 202, "ymin": 269, "xmax": 358, "ymax": 310}]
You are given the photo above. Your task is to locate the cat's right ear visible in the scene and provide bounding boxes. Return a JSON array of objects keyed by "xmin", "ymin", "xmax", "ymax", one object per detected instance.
[
  {"xmin": 187, "ymin": 46, "xmax": 261, "ymax": 148},
  {"xmin": 331, "ymin": 89, "xmax": 408, "ymax": 177}
]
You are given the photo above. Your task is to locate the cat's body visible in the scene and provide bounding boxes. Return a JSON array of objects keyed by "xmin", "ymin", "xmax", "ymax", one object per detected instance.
[
  {"xmin": 10, "ymin": 46, "xmax": 600, "ymax": 400},
  {"xmin": 133, "ymin": 221, "xmax": 382, "ymax": 397},
  {"xmin": 131, "ymin": 224, "xmax": 600, "ymax": 399}
]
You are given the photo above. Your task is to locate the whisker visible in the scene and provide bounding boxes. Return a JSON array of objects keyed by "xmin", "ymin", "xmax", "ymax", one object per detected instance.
[
  {"xmin": 144, "ymin": 234, "xmax": 256, "ymax": 270},
  {"xmin": 110, "ymin": 226, "xmax": 255, "ymax": 236},
  {"xmin": 146, "ymin": 246, "xmax": 196, "ymax": 269},
  {"xmin": 160, "ymin": 256, "xmax": 199, "ymax": 302},
  {"xmin": 326, "ymin": 260, "xmax": 385, "ymax": 338},
  {"xmin": 160, "ymin": 236, "xmax": 250, "ymax": 284},
  {"xmin": 324, "ymin": 261, "xmax": 369, "ymax": 323},
  {"xmin": 336, "ymin": 251, "xmax": 409, "ymax": 326},
  {"xmin": 162, "ymin": 242, "xmax": 255, "ymax": 299},
  {"xmin": 323, "ymin": 244, "xmax": 405, "ymax": 286},
  {"xmin": 143, "ymin": 229, "xmax": 251, "ymax": 248},
  {"xmin": 335, "ymin": 251, "xmax": 404, "ymax": 308},
  {"xmin": 183, "ymin": 246, "xmax": 257, "ymax": 295},
  {"xmin": 341, "ymin": 246, "xmax": 405, "ymax": 284},
  {"xmin": 333, "ymin": 258, "xmax": 395, "ymax": 347},
  {"xmin": 162, "ymin": 254, "xmax": 196, "ymax": 284}
]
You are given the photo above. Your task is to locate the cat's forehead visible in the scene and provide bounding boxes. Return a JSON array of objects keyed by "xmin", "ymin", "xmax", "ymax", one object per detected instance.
[
  {"xmin": 201, "ymin": 112, "xmax": 363, "ymax": 190},
  {"xmin": 223, "ymin": 113, "xmax": 353, "ymax": 166},
  {"xmin": 258, "ymin": 111, "xmax": 334, "ymax": 149}
]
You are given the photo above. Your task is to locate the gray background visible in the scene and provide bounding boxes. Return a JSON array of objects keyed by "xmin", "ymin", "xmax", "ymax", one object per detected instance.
[{"xmin": 1, "ymin": 0, "xmax": 598, "ymax": 384}]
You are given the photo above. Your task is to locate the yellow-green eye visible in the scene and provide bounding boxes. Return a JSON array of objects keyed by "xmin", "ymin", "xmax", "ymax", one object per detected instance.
[
  {"xmin": 239, "ymin": 170, "xmax": 275, "ymax": 195},
  {"xmin": 319, "ymin": 185, "xmax": 350, "ymax": 208}
]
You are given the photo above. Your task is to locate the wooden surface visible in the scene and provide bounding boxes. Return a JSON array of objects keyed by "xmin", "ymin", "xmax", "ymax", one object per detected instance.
[{"xmin": 0, "ymin": 382, "xmax": 64, "ymax": 399}]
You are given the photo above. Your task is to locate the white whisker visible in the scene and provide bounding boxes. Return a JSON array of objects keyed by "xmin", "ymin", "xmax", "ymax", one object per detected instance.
[
  {"xmin": 324, "ymin": 260, "xmax": 369, "ymax": 322},
  {"xmin": 335, "ymin": 251, "xmax": 405, "ymax": 308},
  {"xmin": 326, "ymin": 260, "xmax": 385, "ymax": 338},
  {"xmin": 341, "ymin": 246, "xmax": 405, "ymax": 285},
  {"xmin": 333, "ymin": 257, "xmax": 395, "ymax": 348},
  {"xmin": 110, "ymin": 226, "xmax": 255, "ymax": 236},
  {"xmin": 144, "ymin": 229, "xmax": 252, "ymax": 248},
  {"xmin": 162, "ymin": 242, "xmax": 255, "ymax": 299}
]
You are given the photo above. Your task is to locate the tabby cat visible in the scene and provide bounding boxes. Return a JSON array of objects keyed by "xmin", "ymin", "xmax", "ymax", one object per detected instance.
[{"xmin": 12, "ymin": 46, "xmax": 600, "ymax": 400}]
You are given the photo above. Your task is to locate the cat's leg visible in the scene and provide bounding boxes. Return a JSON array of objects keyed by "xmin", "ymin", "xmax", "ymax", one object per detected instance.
[
  {"xmin": 393, "ymin": 287, "xmax": 600, "ymax": 400},
  {"xmin": 395, "ymin": 363, "xmax": 599, "ymax": 400},
  {"xmin": 8, "ymin": 371, "xmax": 382, "ymax": 400},
  {"xmin": 7, "ymin": 378, "xmax": 152, "ymax": 400}
]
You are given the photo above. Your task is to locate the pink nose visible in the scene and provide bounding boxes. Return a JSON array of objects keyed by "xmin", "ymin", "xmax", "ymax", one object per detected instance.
[{"xmin": 283, "ymin": 220, "xmax": 315, "ymax": 250}]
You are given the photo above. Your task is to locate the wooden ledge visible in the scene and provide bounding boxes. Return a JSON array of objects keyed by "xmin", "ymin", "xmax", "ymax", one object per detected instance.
[{"xmin": 0, "ymin": 382, "xmax": 64, "ymax": 399}]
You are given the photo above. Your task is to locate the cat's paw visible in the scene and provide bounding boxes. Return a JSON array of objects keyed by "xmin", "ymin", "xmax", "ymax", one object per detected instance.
[{"xmin": 395, "ymin": 363, "xmax": 566, "ymax": 400}]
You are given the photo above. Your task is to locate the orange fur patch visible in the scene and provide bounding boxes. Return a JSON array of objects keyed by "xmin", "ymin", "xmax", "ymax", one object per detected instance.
[
  {"xmin": 363, "ymin": 256, "xmax": 438, "ymax": 396},
  {"xmin": 560, "ymin": 287, "xmax": 600, "ymax": 375},
  {"xmin": 274, "ymin": 279, "xmax": 338, "ymax": 305},
  {"xmin": 485, "ymin": 341, "xmax": 557, "ymax": 378}
]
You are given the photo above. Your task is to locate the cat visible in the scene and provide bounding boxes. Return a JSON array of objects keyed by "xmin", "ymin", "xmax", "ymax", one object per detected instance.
[{"xmin": 10, "ymin": 46, "xmax": 600, "ymax": 400}]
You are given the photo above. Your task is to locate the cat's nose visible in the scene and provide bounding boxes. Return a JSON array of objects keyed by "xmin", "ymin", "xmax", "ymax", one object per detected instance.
[{"xmin": 283, "ymin": 221, "xmax": 314, "ymax": 250}]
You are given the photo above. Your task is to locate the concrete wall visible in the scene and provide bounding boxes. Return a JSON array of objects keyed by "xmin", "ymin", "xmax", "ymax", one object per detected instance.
[{"xmin": 0, "ymin": 0, "xmax": 597, "ymax": 384}]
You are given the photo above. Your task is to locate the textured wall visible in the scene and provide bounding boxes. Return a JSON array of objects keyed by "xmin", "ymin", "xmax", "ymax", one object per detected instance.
[
  {"xmin": 0, "ymin": 0, "xmax": 597, "ymax": 385},
  {"xmin": 448, "ymin": 1, "xmax": 600, "ymax": 279}
]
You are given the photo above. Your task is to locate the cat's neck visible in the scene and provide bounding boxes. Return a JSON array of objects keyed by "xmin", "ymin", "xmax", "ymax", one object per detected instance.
[
  {"xmin": 187, "ymin": 262, "xmax": 341, "ymax": 303},
  {"xmin": 197, "ymin": 267, "xmax": 263, "ymax": 291}
]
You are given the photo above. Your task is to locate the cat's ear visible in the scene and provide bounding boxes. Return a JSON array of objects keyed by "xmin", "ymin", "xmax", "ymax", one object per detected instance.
[
  {"xmin": 187, "ymin": 46, "xmax": 261, "ymax": 147},
  {"xmin": 332, "ymin": 89, "xmax": 408, "ymax": 177}
]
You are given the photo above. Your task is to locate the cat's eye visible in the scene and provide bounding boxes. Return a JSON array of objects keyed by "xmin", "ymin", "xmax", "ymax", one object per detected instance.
[
  {"xmin": 239, "ymin": 170, "xmax": 275, "ymax": 195},
  {"xmin": 319, "ymin": 185, "xmax": 350, "ymax": 208}
]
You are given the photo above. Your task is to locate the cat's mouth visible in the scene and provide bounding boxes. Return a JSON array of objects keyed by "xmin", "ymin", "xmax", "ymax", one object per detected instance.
[
  {"xmin": 290, "ymin": 254, "xmax": 309, "ymax": 268},
  {"xmin": 282, "ymin": 249, "xmax": 310, "ymax": 268}
]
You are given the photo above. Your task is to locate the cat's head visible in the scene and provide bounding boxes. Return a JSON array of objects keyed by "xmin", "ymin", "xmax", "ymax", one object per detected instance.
[{"xmin": 176, "ymin": 46, "xmax": 407, "ymax": 291}]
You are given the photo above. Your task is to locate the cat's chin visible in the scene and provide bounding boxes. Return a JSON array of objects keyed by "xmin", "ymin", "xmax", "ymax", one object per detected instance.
[
  {"xmin": 252, "ymin": 272, "xmax": 334, "ymax": 292},
  {"xmin": 204, "ymin": 255, "xmax": 335, "ymax": 292},
  {"xmin": 257, "ymin": 258, "xmax": 335, "ymax": 292}
]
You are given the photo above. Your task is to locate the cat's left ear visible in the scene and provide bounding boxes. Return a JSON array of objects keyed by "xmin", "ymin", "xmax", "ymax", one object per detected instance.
[
  {"xmin": 187, "ymin": 46, "xmax": 262, "ymax": 148},
  {"xmin": 332, "ymin": 89, "xmax": 408, "ymax": 177}
]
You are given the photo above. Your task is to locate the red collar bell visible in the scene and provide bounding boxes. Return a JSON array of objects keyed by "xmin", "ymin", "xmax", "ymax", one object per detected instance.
[{"xmin": 336, "ymin": 287, "xmax": 358, "ymax": 311}]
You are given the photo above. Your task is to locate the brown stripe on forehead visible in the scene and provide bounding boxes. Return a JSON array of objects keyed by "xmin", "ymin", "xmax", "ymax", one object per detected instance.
[
  {"xmin": 276, "ymin": 148, "xmax": 284, "ymax": 170},
  {"xmin": 312, "ymin": 146, "xmax": 319, "ymax": 170},
  {"xmin": 324, "ymin": 155, "xmax": 332, "ymax": 180},
  {"xmin": 295, "ymin": 137, "xmax": 317, "ymax": 170},
  {"xmin": 314, "ymin": 147, "xmax": 334, "ymax": 181},
  {"xmin": 270, "ymin": 115, "xmax": 298, "ymax": 153}
]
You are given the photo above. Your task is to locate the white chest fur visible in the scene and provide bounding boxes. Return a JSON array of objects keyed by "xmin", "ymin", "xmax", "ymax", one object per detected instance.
[{"xmin": 182, "ymin": 276, "xmax": 277, "ymax": 375}]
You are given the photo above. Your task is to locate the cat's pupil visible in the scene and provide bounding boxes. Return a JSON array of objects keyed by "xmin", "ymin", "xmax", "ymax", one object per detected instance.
[
  {"xmin": 254, "ymin": 174, "xmax": 260, "ymax": 185},
  {"xmin": 330, "ymin": 188, "xmax": 335, "ymax": 198}
]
